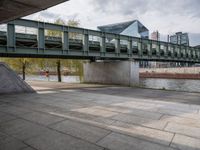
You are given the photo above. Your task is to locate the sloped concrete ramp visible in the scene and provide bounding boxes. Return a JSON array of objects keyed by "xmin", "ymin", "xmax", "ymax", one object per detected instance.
[{"xmin": 0, "ymin": 62, "xmax": 34, "ymax": 94}]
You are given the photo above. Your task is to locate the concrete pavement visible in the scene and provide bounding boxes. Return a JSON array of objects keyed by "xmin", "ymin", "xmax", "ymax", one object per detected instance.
[{"xmin": 0, "ymin": 81, "xmax": 200, "ymax": 150}]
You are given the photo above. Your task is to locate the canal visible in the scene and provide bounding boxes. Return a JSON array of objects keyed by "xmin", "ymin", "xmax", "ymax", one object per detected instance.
[{"xmin": 24, "ymin": 75, "xmax": 200, "ymax": 93}]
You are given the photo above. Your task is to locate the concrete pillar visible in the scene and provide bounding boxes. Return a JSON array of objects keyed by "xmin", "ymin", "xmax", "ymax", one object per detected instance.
[{"xmin": 83, "ymin": 60, "xmax": 139, "ymax": 86}]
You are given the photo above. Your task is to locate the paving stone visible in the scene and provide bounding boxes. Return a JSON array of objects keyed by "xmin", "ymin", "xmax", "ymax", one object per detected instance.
[
  {"xmin": 0, "ymin": 119, "xmax": 49, "ymax": 140},
  {"xmin": 109, "ymin": 121, "xmax": 174, "ymax": 146},
  {"xmin": 113, "ymin": 102, "xmax": 160, "ymax": 112},
  {"xmin": 21, "ymin": 111, "xmax": 66, "ymax": 126},
  {"xmin": 165, "ymin": 122, "xmax": 200, "ymax": 139},
  {"xmin": 0, "ymin": 132, "xmax": 27, "ymax": 150},
  {"xmin": 158, "ymin": 103, "xmax": 199, "ymax": 113},
  {"xmin": 72, "ymin": 107, "xmax": 118, "ymax": 118},
  {"xmin": 112, "ymin": 113, "xmax": 167, "ymax": 130},
  {"xmin": 13, "ymin": 101, "xmax": 62, "ymax": 114},
  {"xmin": 161, "ymin": 115, "xmax": 200, "ymax": 128},
  {"xmin": 93, "ymin": 106, "xmax": 162, "ymax": 120},
  {"xmin": 21, "ymin": 146, "xmax": 36, "ymax": 150},
  {"xmin": 0, "ymin": 132, "xmax": 13, "ymax": 144},
  {"xmin": 25, "ymin": 130, "xmax": 103, "ymax": 150},
  {"xmin": 171, "ymin": 134, "xmax": 200, "ymax": 150},
  {"xmin": 0, "ymin": 102, "xmax": 5, "ymax": 105},
  {"xmin": 50, "ymin": 119, "xmax": 111, "ymax": 143},
  {"xmin": 0, "ymin": 112, "xmax": 17, "ymax": 123},
  {"xmin": 128, "ymin": 109, "xmax": 163, "ymax": 120},
  {"xmin": 157, "ymin": 108, "xmax": 200, "ymax": 120},
  {"xmin": 0, "ymin": 105, "xmax": 32, "ymax": 116},
  {"xmin": 2, "ymin": 84, "xmax": 200, "ymax": 150},
  {"xmin": 97, "ymin": 132, "xmax": 175, "ymax": 150},
  {"xmin": 91, "ymin": 106, "xmax": 132, "ymax": 114},
  {"xmin": 0, "ymin": 139, "xmax": 27, "ymax": 150},
  {"xmin": 49, "ymin": 110, "xmax": 116, "ymax": 131}
]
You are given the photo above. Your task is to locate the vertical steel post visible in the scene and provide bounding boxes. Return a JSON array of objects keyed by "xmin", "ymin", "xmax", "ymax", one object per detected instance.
[
  {"xmin": 172, "ymin": 45, "xmax": 175, "ymax": 58},
  {"xmin": 166, "ymin": 43, "xmax": 170, "ymax": 58},
  {"xmin": 164, "ymin": 44, "xmax": 167, "ymax": 57},
  {"xmin": 115, "ymin": 35, "xmax": 120, "ymax": 55},
  {"xmin": 138, "ymin": 39, "xmax": 142, "ymax": 56},
  {"xmin": 186, "ymin": 46, "xmax": 189, "ymax": 59},
  {"xmin": 38, "ymin": 22, "xmax": 45, "ymax": 53},
  {"xmin": 7, "ymin": 22, "xmax": 15, "ymax": 51},
  {"xmin": 178, "ymin": 45, "xmax": 181, "ymax": 58},
  {"xmin": 156, "ymin": 41, "xmax": 160, "ymax": 57},
  {"xmin": 63, "ymin": 27, "xmax": 69, "ymax": 53},
  {"xmin": 128, "ymin": 38, "xmax": 132, "ymax": 56},
  {"xmin": 195, "ymin": 48, "xmax": 197, "ymax": 60},
  {"xmin": 83, "ymin": 30, "xmax": 89, "ymax": 54},
  {"xmin": 148, "ymin": 41, "xmax": 152, "ymax": 57},
  {"xmin": 100, "ymin": 33, "xmax": 106, "ymax": 57}
]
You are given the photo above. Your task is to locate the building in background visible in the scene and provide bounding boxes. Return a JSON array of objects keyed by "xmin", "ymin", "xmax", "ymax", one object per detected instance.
[
  {"xmin": 98, "ymin": 20, "xmax": 149, "ymax": 67},
  {"xmin": 151, "ymin": 31, "xmax": 160, "ymax": 41},
  {"xmin": 150, "ymin": 31, "xmax": 163, "ymax": 68},
  {"xmin": 169, "ymin": 32, "xmax": 190, "ymax": 67},
  {"xmin": 170, "ymin": 32, "xmax": 189, "ymax": 46},
  {"xmin": 98, "ymin": 20, "xmax": 149, "ymax": 39},
  {"xmin": 149, "ymin": 31, "xmax": 191, "ymax": 68},
  {"xmin": 195, "ymin": 45, "xmax": 200, "ymax": 48}
]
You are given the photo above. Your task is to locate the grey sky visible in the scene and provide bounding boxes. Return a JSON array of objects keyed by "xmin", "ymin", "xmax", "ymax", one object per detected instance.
[{"xmin": 26, "ymin": 0, "xmax": 200, "ymax": 46}]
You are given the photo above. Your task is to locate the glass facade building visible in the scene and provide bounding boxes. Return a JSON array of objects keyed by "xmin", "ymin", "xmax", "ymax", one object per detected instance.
[
  {"xmin": 170, "ymin": 32, "xmax": 189, "ymax": 46},
  {"xmin": 98, "ymin": 20, "xmax": 149, "ymax": 39},
  {"xmin": 98, "ymin": 20, "xmax": 149, "ymax": 68}
]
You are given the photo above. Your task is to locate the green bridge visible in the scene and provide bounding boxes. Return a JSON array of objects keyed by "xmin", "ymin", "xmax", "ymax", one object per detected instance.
[{"xmin": 0, "ymin": 19, "xmax": 200, "ymax": 63}]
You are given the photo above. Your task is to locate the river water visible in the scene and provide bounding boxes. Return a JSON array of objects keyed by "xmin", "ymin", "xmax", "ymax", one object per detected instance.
[{"xmin": 25, "ymin": 75, "xmax": 200, "ymax": 93}]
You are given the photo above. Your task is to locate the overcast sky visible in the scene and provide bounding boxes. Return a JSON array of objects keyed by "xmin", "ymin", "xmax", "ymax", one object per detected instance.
[{"xmin": 25, "ymin": 0, "xmax": 200, "ymax": 46}]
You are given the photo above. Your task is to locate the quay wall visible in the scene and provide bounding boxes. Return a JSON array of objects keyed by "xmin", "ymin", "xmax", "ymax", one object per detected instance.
[{"xmin": 140, "ymin": 67, "xmax": 200, "ymax": 79}]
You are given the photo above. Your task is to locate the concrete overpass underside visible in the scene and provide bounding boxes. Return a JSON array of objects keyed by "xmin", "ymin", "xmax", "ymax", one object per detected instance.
[{"xmin": 0, "ymin": 0, "xmax": 69, "ymax": 23}]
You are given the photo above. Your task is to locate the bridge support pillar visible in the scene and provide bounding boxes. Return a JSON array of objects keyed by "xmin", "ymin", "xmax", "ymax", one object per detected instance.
[{"xmin": 83, "ymin": 60, "xmax": 139, "ymax": 86}]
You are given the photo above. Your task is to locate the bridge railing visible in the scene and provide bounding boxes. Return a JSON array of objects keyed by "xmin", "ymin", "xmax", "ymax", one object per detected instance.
[{"xmin": 0, "ymin": 19, "xmax": 199, "ymax": 62}]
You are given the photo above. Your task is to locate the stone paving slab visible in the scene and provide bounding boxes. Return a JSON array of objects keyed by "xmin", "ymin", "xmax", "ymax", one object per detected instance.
[
  {"xmin": 97, "ymin": 132, "xmax": 175, "ymax": 150},
  {"xmin": 21, "ymin": 111, "xmax": 66, "ymax": 126},
  {"xmin": 50, "ymin": 111, "xmax": 116, "ymax": 126},
  {"xmin": 21, "ymin": 147, "xmax": 36, "ymax": 150},
  {"xmin": 171, "ymin": 134, "xmax": 200, "ymax": 150},
  {"xmin": 0, "ymin": 112, "xmax": 17, "ymax": 123},
  {"xmin": 0, "ymin": 138, "xmax": 27, "ymax": 150},
  {"xmin": 111, "ymin": 113, "xmax": 167, "ymax": 130},
  {"xmin": 109, "ymin": 121, "xmax": 174, "ymax": 146},
  {"xmin": 1, "ymin": 83, "xmax": 200, "ymax": 150},
  {"xmin": 25, "ymin": 130, "xmax": 104, "ymax": 150},
  {"xmin": 165, "ymin": 122, "xmax": 200, "ymax": 139},
  {"xmin": 50, "ymin": 119, "xmax": 111, "ymax": 143},
  {"xmin": 0, "ymin": 132, "xmax": 27, "ymax": 150},
  {"xmin": 0, "ymin": 119, "xmax": 50, "ymax": 140},
  {"xmin": 92, "ymin": 106, "xmax": 163, "ymax": 120},
  {"xmin": 72, "ymin": 107, "xmax": 118, "ymax": 118},
  {"xmin": 0, "ymin": 104, "xmax": 32, "ymax": 116},
  {"xmin": 161, "ymin": 115, "xmax": 200, "ymax": 128},
  {"xmin": 157, "ymin": 108, "xmax": 200, "ymax": 120},
  {"xmin": 49, "ymin": 111, "xmax": 174, "ymax": 146}
]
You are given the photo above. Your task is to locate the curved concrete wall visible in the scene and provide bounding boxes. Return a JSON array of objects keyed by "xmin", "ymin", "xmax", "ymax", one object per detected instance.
[{"xmin": 0, "ymin": 63, "xmax": 35, "ymax": 94}]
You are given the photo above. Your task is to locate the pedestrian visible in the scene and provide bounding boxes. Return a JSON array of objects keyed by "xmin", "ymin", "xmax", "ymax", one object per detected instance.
[{"xmin": 45, "ymin": 70, "xmax": 50, "ymax": 81}]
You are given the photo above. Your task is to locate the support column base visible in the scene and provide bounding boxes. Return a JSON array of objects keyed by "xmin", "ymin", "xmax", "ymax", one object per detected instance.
[{"xmin": 83, "ymin": 60, "xmax": 139, "ymax": 86}]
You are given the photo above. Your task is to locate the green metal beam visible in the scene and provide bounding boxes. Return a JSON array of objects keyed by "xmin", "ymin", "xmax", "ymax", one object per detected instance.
[{"xmin": 0, "ymin": 19, "xmax": 199, "ymax": 63}]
